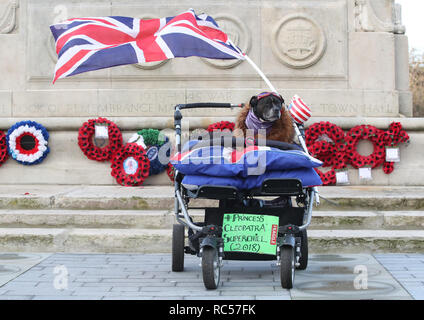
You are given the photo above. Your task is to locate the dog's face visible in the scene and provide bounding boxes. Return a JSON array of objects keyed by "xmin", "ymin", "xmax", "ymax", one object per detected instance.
[{"xmin": 250, "ymin": 93, "xmax": 284, "ymax": 122}]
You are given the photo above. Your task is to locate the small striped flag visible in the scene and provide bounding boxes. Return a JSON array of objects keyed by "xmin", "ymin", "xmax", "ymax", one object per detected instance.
[{"xmin": 288, "ymin": 95, "xmax": 311, "ymax": 124}]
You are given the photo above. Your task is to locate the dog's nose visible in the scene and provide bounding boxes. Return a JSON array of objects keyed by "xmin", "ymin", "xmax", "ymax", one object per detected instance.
[{"xmin": 273, "ymin": 107, "xmax": 281, "ymax": 118}]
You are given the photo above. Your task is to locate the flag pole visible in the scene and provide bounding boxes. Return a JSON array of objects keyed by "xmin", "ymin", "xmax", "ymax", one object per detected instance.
[
  {"xmin": 244, "ymin": 55, "xmax": 307, "ymax": 150},
  {"xmin": 243, "ymin": 55, "xmax": 278, "ymax": 93},
  {"xmin": 237, "ymin": 49, "xmax": 320, "ymax": 204}
]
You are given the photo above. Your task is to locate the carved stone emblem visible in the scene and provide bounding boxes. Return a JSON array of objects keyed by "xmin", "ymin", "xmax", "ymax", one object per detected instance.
[
  {"xmin": 0, "ymin": 0, "xmax": 19, "ymax": 34},
  {"xmin": 201, "ymin": 14, "xmax": 250, "ymax": 69},
  {"xmin": 354, "ymin": 0, "xmax": 405, "ymax": 34},
  {"xmin": 271, "ymin": 13, "xmax": 326, "ymax": 69}
]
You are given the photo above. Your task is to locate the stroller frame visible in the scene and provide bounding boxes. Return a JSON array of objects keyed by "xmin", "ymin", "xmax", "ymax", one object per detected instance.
[{"xmin": 172, "ymin": 102, "xmax": 316, "ymax": 289}]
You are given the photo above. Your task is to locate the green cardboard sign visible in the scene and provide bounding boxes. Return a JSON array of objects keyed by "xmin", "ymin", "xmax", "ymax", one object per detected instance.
[{"xmin": 222, "ymin": 213, "xmax": 279, "ymax": 255}]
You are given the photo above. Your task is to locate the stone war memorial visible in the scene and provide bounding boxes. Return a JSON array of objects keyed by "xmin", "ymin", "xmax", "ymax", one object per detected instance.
[
  {"xmin": 0, "ymin": 0, "xmax": 421, "ymax": 187},
  {"xmin": 1, "ymin": 0, "xmax": 424, "ymax": 300}
]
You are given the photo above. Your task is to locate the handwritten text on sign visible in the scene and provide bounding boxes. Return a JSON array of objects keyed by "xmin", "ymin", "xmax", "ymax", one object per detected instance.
[{"xmin": 222, "ymin": 214, "xmax": 279, "ymax": 255}]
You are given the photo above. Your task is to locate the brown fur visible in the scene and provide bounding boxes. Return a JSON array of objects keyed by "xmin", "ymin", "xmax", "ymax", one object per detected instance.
[{"xmin": 234, "ymin": 102, "xmax": 295, "ymax": 143}]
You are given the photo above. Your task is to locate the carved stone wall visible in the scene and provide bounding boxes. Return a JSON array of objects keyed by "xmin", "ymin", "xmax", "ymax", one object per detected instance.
[
  {"xmin": 16, "ymin": 0, "xmax": 406, "ymax": 117},
  {"xmin": 0, "ymin": 0, "xmax": 417, "ymax": 185}
]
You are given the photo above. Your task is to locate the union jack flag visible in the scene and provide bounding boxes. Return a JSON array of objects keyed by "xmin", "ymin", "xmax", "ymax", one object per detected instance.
[{"xmin": 50, "ymin": 9, "xmax": 245, "ymax": 83}]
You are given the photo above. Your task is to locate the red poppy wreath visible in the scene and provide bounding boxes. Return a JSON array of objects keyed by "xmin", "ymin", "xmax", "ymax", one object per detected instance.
[
  {"xmin": 378, "ymin": 122, "xmax": 410, "ymax": 174},
  {"xmin": 345, "ymin": 125, "xmax": 386, "ymax": 170},
  {"xmin": 166, "ymin": 163, "xmax": 175, "ymax": 182},
  {"xmin": 305, "ymin": 121, "xmax": 347, "ymax": 186},
  {"xmin": 78, "ymin": 117, "xmax": 123, "ymax": 161},
  {"xmin": 110, "ymin": 143, "xmax": 150, "ymax": 186},
  {"xmin": 0, "ymin": 131, "xmax": 8, "ymax": 166},
  {"xmin": 207, "ymin": 121, "xmax": 235, "ymax": 132}
]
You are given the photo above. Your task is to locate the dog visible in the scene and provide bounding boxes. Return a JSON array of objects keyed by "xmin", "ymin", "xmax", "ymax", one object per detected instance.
[
  {"xmin": 234, "ymin": 92, "xmax": 295, "ymax": 208},
  {"xmin": 234, "ymin": 92, "xmax": 295, "ymax": 143}
]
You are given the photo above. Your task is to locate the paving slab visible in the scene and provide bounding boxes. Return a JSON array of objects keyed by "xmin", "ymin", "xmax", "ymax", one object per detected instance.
[
  {"xmin": 374, "ymin": 254, "xmax": 424, "ymax": 300},
  {"xmin": 290, "ymin": 254, "xmax": 411, "ymax": 300},
  {"xmin": 0, "ymin": 253, "xmax": 51, "ymax": 287},
  {"xmin": 0, "ymin": 253, "xmax": 419, "ymax": 300}
]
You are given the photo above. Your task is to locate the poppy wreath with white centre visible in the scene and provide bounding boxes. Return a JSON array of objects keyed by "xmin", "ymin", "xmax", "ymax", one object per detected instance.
[
  {"xmin": 110, "ymin": 143, "xmax": 150, "ymax": 186},
  {"xmin": 78, "ymin": 117, "xmax": 123, "ymax": 162},
  {"xmin": 6, "ymin": 121, "xmax": 50, "ymax": 165},
  {"xmin": 378, "ymin": 122, "xmax": 410, "ymax": 174}
]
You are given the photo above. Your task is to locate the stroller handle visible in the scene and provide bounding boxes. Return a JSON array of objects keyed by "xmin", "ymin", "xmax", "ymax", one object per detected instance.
[
  {"xmin": 174, "ymin": 102, "xmax": 243, "ymax": 153},
  {"xmin": 175, "ymin": 103, "xmax": 243, "ymax": 110}
]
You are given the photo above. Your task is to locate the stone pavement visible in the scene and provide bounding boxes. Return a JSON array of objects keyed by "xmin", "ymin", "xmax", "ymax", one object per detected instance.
[{"xmin": 0, "ymin": 252, "xmax": 422, "ymax": 300}]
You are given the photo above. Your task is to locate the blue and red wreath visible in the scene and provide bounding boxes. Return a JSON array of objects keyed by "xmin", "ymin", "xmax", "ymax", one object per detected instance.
[
  {"xmin": 110, "ymin": 143, "xmax": 150, "ymax": 186},
  {"xmin": 6, "ymin": 121, "xmax": 50, "ymax": 165},
  {"xmin": 137, "ymin": 129, "xmax": 171, "ymax": 176}
]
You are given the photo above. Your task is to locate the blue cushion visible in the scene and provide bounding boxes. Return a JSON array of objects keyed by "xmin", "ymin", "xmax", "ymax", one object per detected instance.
[
  {"xmin": 171, "ymin": 144, "xmax": 322, "ymax": 177},
  {"xmin": 181, "ymin": 167, "xmax": 323, "ymax": 190}
]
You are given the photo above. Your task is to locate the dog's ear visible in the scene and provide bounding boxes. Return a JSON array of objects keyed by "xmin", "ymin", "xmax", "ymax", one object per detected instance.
[{"xmin": 249, "ymin": 96, "xmax": 258, "ymax": 109}]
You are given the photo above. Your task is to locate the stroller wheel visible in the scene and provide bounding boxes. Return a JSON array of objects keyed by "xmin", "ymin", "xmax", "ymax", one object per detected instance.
[
  {"xmin": 172, "ymin": 224, "xmax": 185, "ymax": 272},
  {"xmin": 296, "ymin": 229, "xmax": 308, "ymax": 270},
  {"xmin": 202, "ymin": 246, "xmax": 220, "ymax": 289},
  {"xmin": 280, "ymin": 246, "xmax": 295, "ymax": 289}
]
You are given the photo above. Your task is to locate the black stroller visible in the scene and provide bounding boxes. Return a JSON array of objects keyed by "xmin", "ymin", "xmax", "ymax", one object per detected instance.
[{"xmin": 171, "ymin": 102, "xmax": 318, "ymax": 289}]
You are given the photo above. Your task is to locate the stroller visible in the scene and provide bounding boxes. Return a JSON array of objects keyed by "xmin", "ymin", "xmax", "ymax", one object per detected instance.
[{"xmin": 170, "ymin": 102, "xmax": 318, "ymax": 289}]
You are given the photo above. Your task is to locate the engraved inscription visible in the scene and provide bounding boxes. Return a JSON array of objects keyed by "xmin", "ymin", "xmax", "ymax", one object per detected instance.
[
  {"xmin": 21, "ymin": 103, "xmax": 97, "ymax": 116},
  {"xmin": 319, "ymin": 103, "xmax": 396, "ymax": 116},
  {"xmin": 97, "ymin": 90, "xmax": 185, "ymax": 116},
  {"xmin": 97, "ymin": 102, "xmax": 174, "ymax": 115}
]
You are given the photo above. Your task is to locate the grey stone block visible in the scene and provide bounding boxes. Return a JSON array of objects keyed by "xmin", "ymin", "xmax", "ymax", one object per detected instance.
[
  {"xmin": 255, "ymin": 295, "xmax": 291, "ymax": 300},
  {"xmin": 0, "ymin": 295, "xmax": 34, "ymax": 300},
  {"xmin": 32, "ymin": 295, "xmax": 103, "ymax": 300},
  {"xmin": 102, "ymin": 296, "xmax": 154, "ymax": 300},
  {"xmin": 110, "ymin": 286, "xmax": 141, "ymax": 292}
]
